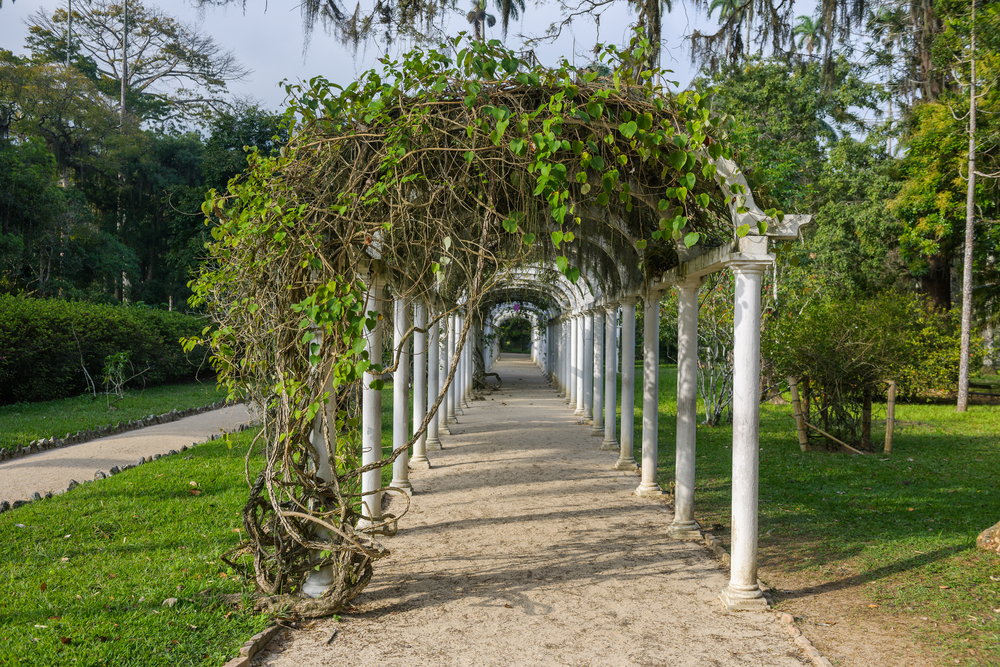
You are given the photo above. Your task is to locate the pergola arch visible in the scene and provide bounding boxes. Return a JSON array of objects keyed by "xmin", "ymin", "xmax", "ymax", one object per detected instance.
[{"xmin": 197, "ymin": 35, "xmax": 817, "ymax": 617}]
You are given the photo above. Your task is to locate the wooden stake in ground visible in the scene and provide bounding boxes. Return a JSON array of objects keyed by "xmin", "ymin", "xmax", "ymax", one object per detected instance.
[
  {"xmin": 789, "ymin": 377, "xmax": 809, "ymax": 452},
  {"xmin": 885, "ymin": 380, "xmax": 897, "ymax": 454}
]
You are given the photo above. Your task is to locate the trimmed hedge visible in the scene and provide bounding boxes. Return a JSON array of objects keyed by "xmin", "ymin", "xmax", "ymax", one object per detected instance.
[{"xmin": 0, "ymin": 295, "xmax": 212, "ymax": 404}]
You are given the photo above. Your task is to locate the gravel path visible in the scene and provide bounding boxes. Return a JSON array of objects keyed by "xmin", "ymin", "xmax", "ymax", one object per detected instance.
[
  {"xmin": 0, "ymin": 403, "xmax": 251, "ymax": 504},
  {"xmin": 253, "ymin": 355, "xmax": 812, "ymax": 667}
]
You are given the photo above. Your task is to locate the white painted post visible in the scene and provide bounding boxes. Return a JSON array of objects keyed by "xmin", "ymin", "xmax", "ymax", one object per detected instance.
[
  {"xmin": 568, "ymin": 315, "xmax": 578, "ymax": 406},
  {"xmin": 601, "ymin": 304, "xmax": 619, "ymax": 450},
  {"xmin": 390, "ymin": 296, "xmax": 412, "ymax": 495},
  {"xmin": 437, "ymin": 315, "xmax": 450, "ymax": 436},
  {"xmin": 560, "ymin": 320, "xmax": 569, "ymax": 397},
  {"xmin": 591, "ymin": 308, "xmax": 605, "ymax": 435},
  {"xmin": 410, "ymin": 301, "xmax": 430, "ymax": 468},
  {"xmin": 423, "ymin": 315, "xmax": 441, "ymax": 453},
  {"xmin": 636, "ymin": 290, "xmax": 664, "ymax": 497},
  {"xmin": 720, "ymin": 243, "xmax": 770, "ymax": 610},
  {"xmin": 575, "ymin": 314, "xmax": 586, "ymax": 416},
  {"xmin": 615, "ymin": 298, "xmax": 638, "ymax": 470},
  {"xmin": 669, "ymin": 279, "xmax": 702, "ymax": 538},
  {"xmin": 582, "ymin": 311, "xmax": 594, "ymax": 421},
  {"xmin": 302, "ymin": 336, "xmax": 335, "ymax": 597},
  {"xmin": 358, "ymin": 276, "xmax": 385, "ymax": 530},
  {"xmin": 447, "ymin": 314, "xmax": 458, "ymax": 423}
]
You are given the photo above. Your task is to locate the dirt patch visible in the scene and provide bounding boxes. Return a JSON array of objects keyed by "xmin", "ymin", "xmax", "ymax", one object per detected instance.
[{"xmin": 253, "ymin": 356, "xmax": 812, "ymax": 667}]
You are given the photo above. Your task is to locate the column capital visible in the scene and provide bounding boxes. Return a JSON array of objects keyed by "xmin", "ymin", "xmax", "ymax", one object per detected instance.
[
  {"xmin": 620, "ymin": 295, "xmax": 639, "ymax": 307},
  {"xmin": 728, "ymin": 258, "xmax": 771, "ymax": 276},
  {"xmin": 676, "ymin": 274, "xmax": 706, "ymax": 291},
  {"xmin": 602, "ymin": 302, "xmax": 618, "ymax": 314}
]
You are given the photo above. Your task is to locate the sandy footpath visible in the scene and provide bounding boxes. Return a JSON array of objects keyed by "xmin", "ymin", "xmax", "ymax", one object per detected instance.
[
  {"xmin": 253, "ymin": 355, "xmax": 811, "ymax": 667},
  {"xmin": 0, "ymin": 403, "xmax": 251, "ymax": 503}
]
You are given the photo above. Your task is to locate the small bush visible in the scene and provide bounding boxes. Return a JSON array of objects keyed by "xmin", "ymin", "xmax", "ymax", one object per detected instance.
[
  {"xmin": 764, "ymin": 292, "xmax": 970, "ymax": 446},
  {"xmin": 0, "ymin": 295, "xmax": 212, "ymax": 404}
]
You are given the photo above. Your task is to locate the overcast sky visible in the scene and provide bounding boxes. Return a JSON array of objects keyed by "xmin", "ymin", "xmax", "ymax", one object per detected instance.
[{"xmin": 0, "ymin": 0, "xmax": 723, "ymax": 112}]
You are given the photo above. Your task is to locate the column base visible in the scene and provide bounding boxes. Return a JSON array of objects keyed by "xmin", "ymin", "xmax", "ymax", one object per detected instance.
[
  {"xmin": 634, "ymin": 481, "xmax": 664, "ymax": 497},
  {"xmin": 301, "ymin": 565, "xmax": 335, "ymax": 598},
  {"xmin": 455, "ymin": 407, "xmax": 464, "ymax": 416},
  {"xmin": 425, "ymin": 437, "xmax": 442, "ymax": 450},
  {"xmin": 589, "ymin": 426, "xmax": 604, "ymax": 436},
  {"xmin": 447, "ymin": 415, "xmax": 457, "ymax": 424},
  {"xmin": 601, "ymin": 439, "xmax": 620, "ymax": 451},
  {"xmin": 719, "ymin": 585, "xmax": 768, "ymax": 611},
  {"xmin": 574, "ymin": 408, "xmax": 585, "ymax": 416},
  {"xmin": 356, "ymin": 515, "xmax": 397, "ymax": 536},
  {"xmin": 389, "ymin": 481, "xmax": 413, "ymax": 496},
  {"xmin": 408, "ymin": 457, "xmax": 431, "ymax": 470},
  {"xmin": 667, "ymin": 521, "xmax": 702, "ymax": 540},
  {"xmin": 613, "ymin": 456, "xmax": 637, "ymax": 470}
]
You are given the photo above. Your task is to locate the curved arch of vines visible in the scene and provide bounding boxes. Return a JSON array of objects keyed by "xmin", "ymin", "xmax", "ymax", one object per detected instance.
[{"xmin": 187, "ymin": 28, "xmax": 766, "ymax": 617}]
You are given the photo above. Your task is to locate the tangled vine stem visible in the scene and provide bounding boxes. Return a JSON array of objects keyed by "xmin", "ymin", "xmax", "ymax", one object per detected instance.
[{"xmin": 190, "ymin": 28, "xmax": 762, "ymax": 617}]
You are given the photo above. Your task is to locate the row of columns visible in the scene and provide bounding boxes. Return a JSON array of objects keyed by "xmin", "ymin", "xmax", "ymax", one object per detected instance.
[
  {"xmin": 545, "ymin": 263, "xmax": 769, "ymax": 609},
  {"xmin": 315, "ymin": 252, "xmax": 772, "ymax": 611}
]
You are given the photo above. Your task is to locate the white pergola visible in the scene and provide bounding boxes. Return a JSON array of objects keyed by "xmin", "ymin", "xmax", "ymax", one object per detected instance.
[{"xmin": 304, "ymin": 156, "xmax": 810, "ymax": 611}]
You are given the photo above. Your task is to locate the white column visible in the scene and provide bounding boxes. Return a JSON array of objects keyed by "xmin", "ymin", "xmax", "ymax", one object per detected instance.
[
  {"xmin": 446, "ymin": 314, "xmax": 458, "ymax": 423},
  {"xmin": 591, "ymin": 308, "xmax": 605, "ymax": 435},
  {"xmin": 721, "ymin": 258, "xmax": 770, "ymax": 610},
  {"xmin": 457, "ymin": 328, "xmax": 465, "ymax": 407},
  {"xmin": 575, "ymin": 314, "xmax": 586, "ymax": 415},
  {"xmin": 601, "ymin": 304, "xmax": 619, "ymax": 450},
  {"xmin": 669, "ymin": 279, "xmax": 702, "ymax": 539},
  {"xmin": 301, "ymin": 336, "xmax": 335, "ymax": 597},
  {"xmin": 358, "ymin": 277, "xmax": 385, "ymax": 530},
  {"xmin": 582, "ymin": 311, "xmax": 594, "ymax": 421},
  {"xmin": 454, "ymin": 315, "xmax": 465, "ymax": 415},
  {"xmin": 438, "ymin": 316, "xmax": 450, "ymax": 435},
  {"xmin": 615, "ymin": 298, "xmax": 638, "ymax": 470},
  {"xmin": 390, "ymin": 297, "xmax": 412, "ymax": 495},
  {"xmin": 557, "ymin": 321, "xmax": 567, "ymax": 396},
  {"xmin": 410, "ymin": 301, "xmax": 431, "ymax": 468},
  {"xmin": 423, "ymin": 315, "xmax": 441, "ymax": 453},
  {"xmin": 566, "ymin": 315, "xmax": 579, "ymax": 410},
  {"xmin": 635, "ymin": 290, "xmax": 664, "ymax": 496},
  {"xmin": 464, "ymin": 323, "xmax": 473, "ymax": 406}
]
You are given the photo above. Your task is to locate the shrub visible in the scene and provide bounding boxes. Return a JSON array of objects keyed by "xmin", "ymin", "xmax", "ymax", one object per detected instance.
[
  {"xmin": 764, "ymin": 292, "xmax": 969, "ymax": 447},
  {"xmin": 0, "ymin": 295, "xmax": 212, "ymax": 404}
]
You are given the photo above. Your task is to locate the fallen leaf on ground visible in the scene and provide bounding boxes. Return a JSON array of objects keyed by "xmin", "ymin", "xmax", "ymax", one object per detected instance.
[
  {"xmin": 39, "ymin": 583, "xmax": 47, "ymax": 592},
  {"xmin": 162, "ymin": 598, "xmax": 178, "ymax": 608},
  {"xmin": 189, "ymin": 489, "xmax": 201, "ymax": 496},
  {"xmin": 939, "ymin": 585, "xmax": 951, "ymax": 590}
]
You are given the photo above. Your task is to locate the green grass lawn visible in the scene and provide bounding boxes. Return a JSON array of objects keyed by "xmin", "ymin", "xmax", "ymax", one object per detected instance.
[
  {"xmin": 633, "ymin": 364, "xmax": 1000, "ymax": 666},
  {"xmin": 0, "ymin": 382, "xmax": 229, "ymax": 450},
  {"xmin": 0, "ymin": 429, "xmax": 269, "ymax": 667}
]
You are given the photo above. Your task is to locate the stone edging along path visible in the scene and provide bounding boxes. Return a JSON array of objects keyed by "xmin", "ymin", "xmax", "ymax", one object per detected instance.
[
  {"xmin": 0, "ymin": 409, "xmax": 254, "ymax": 515},
  {"xmin": 0, "ymin": 399, "xmax": 235, "ymax": 463},
  {"xmin": 699, "ymin": 530, "xmax": 834, "ymax": 667}
]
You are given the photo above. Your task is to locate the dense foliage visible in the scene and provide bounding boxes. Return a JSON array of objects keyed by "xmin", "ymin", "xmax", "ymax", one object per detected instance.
[
  {"xmin": 0, "ymin": 295, "xmax": 211, "ymax": 404},
  {"xmin": 765, "ymin": 293, "xmax": 969, "ymax": 447}
]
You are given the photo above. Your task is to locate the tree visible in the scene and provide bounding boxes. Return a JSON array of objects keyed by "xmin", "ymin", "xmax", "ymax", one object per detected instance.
[
  {"xmin": 707, "ymin": 0, "xmax": 743, "ymax": 60},
  {"xmin": 25, "ymin": 0, "xmax": 249, "ymax": 124},
  {"xmin": 792, "ymin": 14, "xmax": 823, "ymax": 56},
  {"xmin": 466, "ymin": 0, "xmax": 497, "ymax": 42}
]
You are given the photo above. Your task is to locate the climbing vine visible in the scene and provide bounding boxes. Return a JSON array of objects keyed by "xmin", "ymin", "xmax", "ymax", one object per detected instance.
[{"xmin": 187, "ymin": 29, "xmax": 759, "ymax": 617}]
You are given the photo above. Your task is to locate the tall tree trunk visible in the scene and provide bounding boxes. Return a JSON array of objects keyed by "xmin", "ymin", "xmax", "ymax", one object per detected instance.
[{"xmin": 958, "ymin": 0, "xmax": 976, "ymax": 413}]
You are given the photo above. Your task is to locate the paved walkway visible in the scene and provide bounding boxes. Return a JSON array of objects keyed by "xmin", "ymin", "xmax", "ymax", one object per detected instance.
[
  {"xmin": 0, "ymin": 404, "xmax": 251, "ymax": 504},
  {"xmin": 253, "ymin": 355, "xmax": 811, "ymax": 667}
]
